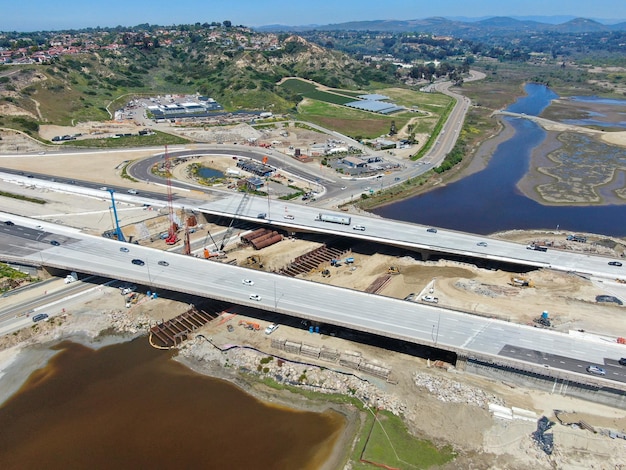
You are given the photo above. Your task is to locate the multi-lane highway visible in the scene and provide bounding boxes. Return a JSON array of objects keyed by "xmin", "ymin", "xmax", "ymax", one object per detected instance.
[
  {"xmin": 2, "ymin": 213, "xmax": 626, "ymax": 389},
  {"xmin": 2, "ymin": 170, "xmax": 624, "ymax": 281}
]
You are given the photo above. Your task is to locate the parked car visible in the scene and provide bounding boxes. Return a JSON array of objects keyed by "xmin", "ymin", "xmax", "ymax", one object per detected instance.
[
  {"xmin": 477, "ymin": 241, "xmax": 488, "ymax": 247},
  {"xmin": 352, "ymin": 225, "xmax": 366, "ymax": 231},
  {"xmin": 427, "ymin": 228, "xmax": 438, "ymax": 233},
  {"xmin": 242, "ymin": 279, "xmax": 254, "ymax": 286},
  {"xmin": 32, "ymin": 313, "xmax": 49, "ymax": 322},
  {"xmin": 265, "ymin": 323, "xmax": 279, "ymax": 335},
  {"xmin": 283, "ymin": 214, "xmax": 295, "ymax": 220},
  {"xmin": 158, "ymin": 261, "xmax": 169, "ymax": 267},
  {"xmin": 120, "ymin": 285, "xmax": 136, "ymax": 295},
  {"xmin": 120, "ymin": 247, "xmax": 130, "ymax": 253},
  {"xmin": 586, "ymin": 365, "xmax": 606, "ymax": 376},
  {"xmin": 50, "ymin": 240, "xmax": 60, "ymax": 246},
  {"xmin": 100, "ymin": 186, "xmax": 108, "ymax": 191},
  {"xmin": 257, "ymin": 213, "xmax": 266, "ymax": 219},
  {"xmin": 619, "ymin": 358, "xmax": 626, "ymax": 366},
  {"xmin": 249, "ymin": 294, "xmax": 262, "ymax": 301},
  {"xmin": 4, "ymin": 221, "xmax": 14, "ymax": 226},
  {"xmin": 131, "ymin": 259, "xmax": 145, "ymax": 266},
  {"xmin": 421, "ymin": 295, "xmax": 439, "ymax": 304},
  {"xmin": 608, "ymin": 261, "xmax": 623, "ymax": 267}
]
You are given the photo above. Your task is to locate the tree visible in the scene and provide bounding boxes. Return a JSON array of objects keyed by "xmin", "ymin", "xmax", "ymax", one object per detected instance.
[
  {"xmin": 223, "ymin": 20, "xmax": 232, "ymax": 28},
  {"xmin": 389, "ymin": 121, "xmax": 397, "ymax": 136}
]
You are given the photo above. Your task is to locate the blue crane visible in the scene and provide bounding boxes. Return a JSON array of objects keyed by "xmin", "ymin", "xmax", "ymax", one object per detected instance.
[{"xmin": 107, "ymin": 189, "xmax": 126, "ymax": 243}]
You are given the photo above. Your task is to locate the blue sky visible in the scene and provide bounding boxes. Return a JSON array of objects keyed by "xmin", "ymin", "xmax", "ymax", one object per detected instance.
[{"xmin": 5, "ymin": 0, "xmax": 626, "ymax": 32}]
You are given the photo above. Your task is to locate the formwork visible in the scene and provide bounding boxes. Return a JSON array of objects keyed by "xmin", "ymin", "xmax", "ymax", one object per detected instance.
[
  {"xmin": 300, "ymin": 343, "xmax": 321, "ymax": 359},
  {"xmin": 277, "ymin": 244, "xmax": 351, "ymax": 277},
  {"xmin": 149, "ymin": 304, "xmax": 223, "ymax": 349},
  {"xmin": 320, "ymin": 347, "xmax": 339, "ymax": 362},
  {"xmin": 359, "ymin": 362, "xmax": 391, "ymax": 380},
  {"xmin": 339, "ymin": 351, "xmax": 362, "ymax": 369}
]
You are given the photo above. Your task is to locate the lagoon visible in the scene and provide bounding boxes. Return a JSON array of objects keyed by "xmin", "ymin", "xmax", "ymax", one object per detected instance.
[{"xmin": 374, "ymin": 84, "xmax": 626, "ymax": 236}]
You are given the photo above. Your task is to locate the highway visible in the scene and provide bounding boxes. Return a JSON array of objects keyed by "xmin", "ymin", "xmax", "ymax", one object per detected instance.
[
  {"xmin": 2, "ymin": 213, "xmax": 626, "ymax": 388},
  {"xmin": 2, "ymin": 170, "xmax": 625, "ymax": 281},
  {"xmin": 186, "ymin": 191, "xmax": 626, "ymax": 280}
]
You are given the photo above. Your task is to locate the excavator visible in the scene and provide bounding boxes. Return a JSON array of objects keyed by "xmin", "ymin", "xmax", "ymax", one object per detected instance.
[{"xmin": 238, "ymin": 320, "xmax": 260, "ymax": 331}]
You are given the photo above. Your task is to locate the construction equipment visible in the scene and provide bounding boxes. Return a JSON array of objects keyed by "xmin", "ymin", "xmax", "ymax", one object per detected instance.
[
  {"xmin": 244, "ymin": 255, "xmax": 263, "ymax": 268},
  {"xmin": 534, "ymin": 311, "xmax": 551, "ymax": 327},
  {"xmin": 107, "ymin": 189, "xmax": 126, "ymax": 242},
  {"xmin": 203, "ymin": 248, "xmax": 225, "ymax": 259},
  {"xmin": 321, "ymin": 269, "xmax": 331, "ymax": 277},
  {"xmin": 510, "ymin": 276, "xmax": 534, "ymax": 288},
  {"xmin": 163, "ymin": 146, "xmax": 179, "ymax": 245},
  {"xmin": 238, "ymin": 320, "xmax": 260, "ymax": 331},
  {"xmin": 219, "ymin": 192, "xmax": 250, "ymax": 250},
  {"xmin": 387, "ymin": 266, "xmax": 400, "ymax": 274},
  {"xmin": 125, "ymin": 292, "xmax": 139, "ymax": 308}
]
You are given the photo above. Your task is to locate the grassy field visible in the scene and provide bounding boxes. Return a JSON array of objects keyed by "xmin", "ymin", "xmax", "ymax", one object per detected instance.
[
  {"xmin": 351, "ymin": 410, "xmax": 456, "ymax": 470},
  {"xmin": 297, "ymin": 100, "xmax": 412, "ymax": 138},
  {"xmin": 280, "ymin": 79, "xmax": 355, "ymax": 104},
  {"xmin": 61, "ymin": 130, "xmax": 189, "ymax": 148},
  {"xmin": 288, "ymin": 79, "xmax": 454, "ymax": 140}
]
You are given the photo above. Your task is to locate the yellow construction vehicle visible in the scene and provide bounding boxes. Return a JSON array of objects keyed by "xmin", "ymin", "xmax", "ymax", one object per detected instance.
[
  {"xmin": 510, "ymin": 276, "xmax": 534, "ymax": 288},
  {"xmin": 387, "ymin": 266, "xmax": 400, "ymax": 274}
]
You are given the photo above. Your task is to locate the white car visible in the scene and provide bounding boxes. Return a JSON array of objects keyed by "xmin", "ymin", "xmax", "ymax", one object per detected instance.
[
  {"xmin": 120, "ymin": 285, "xmax": 136, "ymax": 295},
  {"xmin": 249, "ymin": 294, "xmax": 262, "ymax": 301},
  {"xmin": 242, "ymin": 279, "xmax": 254, "ymax": 286},
  {"xmin": 283, "ymin": 214, "xmax": 295, "ymax": 220},
  {"xmin": 265, "ymin": 323, "xmax": 279, "ymax": 335},
  {"xmin": 586, "ymin": 365, "xmax": 606, "ymax": 376},
  {"xmin": 352, "ymin": 225, "xmax": 366, "ymax": 231},
  {"xmin": 421, "ymin": 295, "xmax": 439, "ymax": 303}
]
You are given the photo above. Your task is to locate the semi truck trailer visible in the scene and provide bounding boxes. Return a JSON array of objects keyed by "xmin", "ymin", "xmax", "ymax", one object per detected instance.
[{"xmin": 315, "ymin": 213, "xmax": 351, "ymax": 225}]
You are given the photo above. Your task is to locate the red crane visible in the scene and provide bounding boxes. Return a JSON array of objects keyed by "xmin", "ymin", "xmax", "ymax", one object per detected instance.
[{"xmin": 164, "ymin": 145, "xmax": 179, "ymax": 245}]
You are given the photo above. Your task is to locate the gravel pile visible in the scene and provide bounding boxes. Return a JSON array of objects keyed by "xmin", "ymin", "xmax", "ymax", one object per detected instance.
[
  {"xmin": 455, "ymin": 279, "xmax": 500, "ymax": 298},
  {"xmin": 107, "ymin": 310, "xmax": 152, "ymax": 335}
]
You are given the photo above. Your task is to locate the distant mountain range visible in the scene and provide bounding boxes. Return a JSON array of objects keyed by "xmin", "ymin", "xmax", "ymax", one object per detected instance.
[{"xmin": 257, "ymin": 16, "xmax": 626, "ymax": 35}]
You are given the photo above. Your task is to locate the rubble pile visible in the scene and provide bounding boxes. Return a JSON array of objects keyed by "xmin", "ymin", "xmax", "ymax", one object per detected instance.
[
  {"xmin": 455, "ymin": 280, "xmax": 501, "ymax": 298},
  {"xmin": 413, "ymin": 372, "xmax": 505, "ymax": 408},
  {"xmin": 179, "ymin": 340, "xmax": 408, "ymax": 416},
  {"xmin": 107, "ymin": 310, "xmax": 152, "ymax": 334}
]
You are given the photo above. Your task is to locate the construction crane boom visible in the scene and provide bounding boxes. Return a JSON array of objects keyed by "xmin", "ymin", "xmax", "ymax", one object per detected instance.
[
  {"xmin": 164, "ymin": 145, "xmax": 178, "ymax": 245},
  {"xmin": 107, "ymin": 189, "xmax": 126, "ymax": 242}
]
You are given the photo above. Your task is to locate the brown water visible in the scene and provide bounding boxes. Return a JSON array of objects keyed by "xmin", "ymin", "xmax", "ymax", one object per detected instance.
[{"xmin": 0, "ymin": 339, "xmax": 345, "ymax": 469}]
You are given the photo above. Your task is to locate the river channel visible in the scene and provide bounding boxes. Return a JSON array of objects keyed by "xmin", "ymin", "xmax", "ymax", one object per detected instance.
[
  {"xmin": 0, "ymin": 339, "xmax": 344, "ymax": 469},
  {"xmin": 374, "ymin": 84, "xmax": 626, "ymax": 237}
]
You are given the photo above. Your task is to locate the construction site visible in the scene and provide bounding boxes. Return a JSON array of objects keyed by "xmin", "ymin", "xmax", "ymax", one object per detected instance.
[{"xmin": 3, "ymin": 150, "xmax": 626, "ymax": 468}]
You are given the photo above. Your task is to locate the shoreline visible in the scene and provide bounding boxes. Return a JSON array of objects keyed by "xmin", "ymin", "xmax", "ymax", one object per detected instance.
[
  {"xmin": 367, "ymin": 113, "xmax": 626, "ymax": 213},
  {"xmin": 0, "ymin": 323, "xmax": 361, "ymax": 470},
  {"xmin": 175, "ymin": 350, "xmax": 361, "ymax": 470}
]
